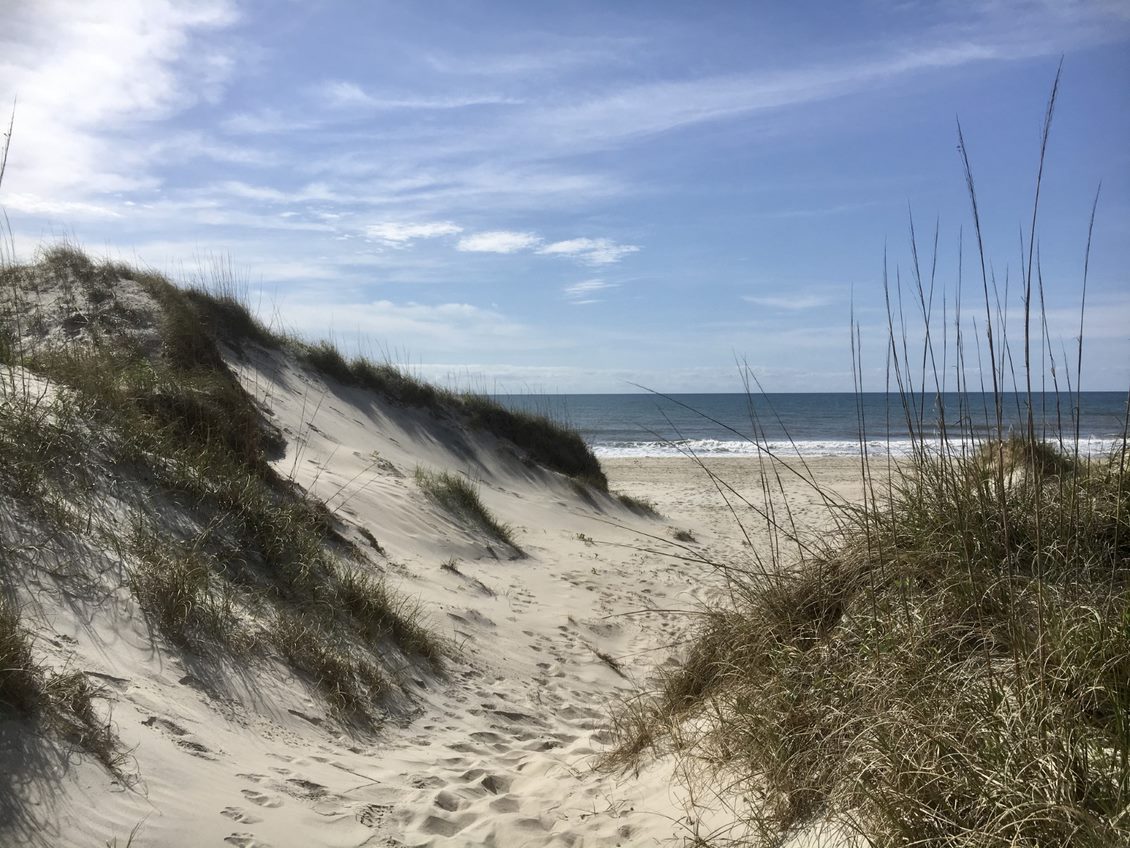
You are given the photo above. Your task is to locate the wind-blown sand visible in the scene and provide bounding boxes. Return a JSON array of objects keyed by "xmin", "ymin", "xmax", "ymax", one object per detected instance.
[{"xmin": 3, "ymin": 328, "xmax": 864, "ymax": 847}]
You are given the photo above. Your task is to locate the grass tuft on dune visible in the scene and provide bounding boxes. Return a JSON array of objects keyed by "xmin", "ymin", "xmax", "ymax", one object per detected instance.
[{"xmin": 415, "ymin": 467, "xmax": 521, "ymax": 552}]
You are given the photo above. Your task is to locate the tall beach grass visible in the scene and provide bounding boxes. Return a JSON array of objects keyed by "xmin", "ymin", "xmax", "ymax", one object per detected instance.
[{"xmin": 606, "ymin": 70, "xmax": 1129, "ymax": 848}]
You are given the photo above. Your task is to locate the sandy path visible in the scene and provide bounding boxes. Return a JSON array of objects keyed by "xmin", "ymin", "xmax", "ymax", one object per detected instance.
[
  {"xmin": 336, "ymin": 456, "xmax": 864, "ymax": 847},
  {"xmin": 3, "ymin": 340, "xmax": 865, "ymax": 848}
]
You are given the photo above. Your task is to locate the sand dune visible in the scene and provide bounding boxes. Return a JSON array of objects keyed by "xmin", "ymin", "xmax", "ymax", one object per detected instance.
[{"xmin": 0, "ymin": 278, "xmax": 862, "ymax": 846}]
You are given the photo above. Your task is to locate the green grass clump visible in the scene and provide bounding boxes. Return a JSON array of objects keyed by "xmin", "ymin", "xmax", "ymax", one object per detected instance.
[
  {"xmin": 334, "ymin": 567, "xmax": 442, "ymax": 667},
  {"xmin": 0, "ymin": 382, "xmax": 91, "ymax": 522},
  {"xmin": 272, "ymin": 612, "xmax": 388, "ymax": 716},
  {"xmin": 415, "ymin": 467, "xmax": 520, "ymax": 551},
  {"xmin": 0, "ymin": 600, "xmax": 121, "ymax": 772},
  {"xmin": 183, "ymin": 287, "xmax": 283, "ymax": 351},
  {"xmin": 615, "ymin": 492, "xmax": 661, "ymax": 517},
  {"xmin": 129, "ymin": 529, "xmax": 246, "ymax": 652}
]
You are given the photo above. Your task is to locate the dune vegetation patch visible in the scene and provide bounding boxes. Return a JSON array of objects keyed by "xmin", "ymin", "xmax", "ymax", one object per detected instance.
[
  {"xmin": 614, "ymin": 491, "xmax": 662, "ymax": 517},
  {"xmin": 0, "ymin": 600, "xmax": 123, "ymax": 775},
  {"xmin": 0, "ymin": 246, "xmax": 442, "ymax": 727},
  {"xmin": 610, "ymin": 439, "xmax": 1129, "ymax": 846},
  {"xmin": 415, "ymin": 467, "xmax": 521, "ymax": 552}
]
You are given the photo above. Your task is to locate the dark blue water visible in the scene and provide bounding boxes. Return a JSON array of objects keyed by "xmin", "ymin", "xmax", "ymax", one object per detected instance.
[{"xmin": 494, "ymin": 392, "xmax": 1127, "ymax": 457}]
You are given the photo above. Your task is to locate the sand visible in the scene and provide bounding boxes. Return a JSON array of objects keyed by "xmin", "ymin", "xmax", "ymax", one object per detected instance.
[{"xmin": 2, "ymin": 338, "xmax": 865, "ymax": 847}]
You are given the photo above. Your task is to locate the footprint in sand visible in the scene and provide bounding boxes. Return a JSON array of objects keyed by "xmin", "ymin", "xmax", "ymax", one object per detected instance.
[
  {"xmin": 281, "ymin": 778, "xmax": 328, "ymax": 801},
  {"xmin": 490, "ymin": 795, "xmax": 521, "ymax": 813},
  {"xmin": 434, "ymin": 790, "xmax": 463, "ymax": 812},
  {"xmin": 223, "ymin": 835, "xmax": 272, "ymax": 847},
  {"xmin": 241, "ymin": 789, "xmax": 283, "ymax": 808},
  {"xmin": 220, "ymin": 807, "xmax": 262, "ymax": 825},
  {"xmin": 356, "ymin": 804, "xmax": 392, "ymax": 828}
]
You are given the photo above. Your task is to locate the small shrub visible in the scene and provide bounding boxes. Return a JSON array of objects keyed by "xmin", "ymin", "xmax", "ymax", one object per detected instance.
[{"xmin": 672, "ymin": 529, "xmax": 696, "ymax": 543}]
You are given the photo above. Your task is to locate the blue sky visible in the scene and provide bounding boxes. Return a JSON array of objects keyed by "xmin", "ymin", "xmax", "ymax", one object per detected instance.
[{"xmin": 1, "ymin": 0, "xmax": 1127, "ymax": 392}]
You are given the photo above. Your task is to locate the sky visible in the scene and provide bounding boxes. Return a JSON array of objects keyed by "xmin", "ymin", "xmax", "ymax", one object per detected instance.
[{"xmin": 1, "ymin": 0, "xmax": 1128, "ymax": 393}]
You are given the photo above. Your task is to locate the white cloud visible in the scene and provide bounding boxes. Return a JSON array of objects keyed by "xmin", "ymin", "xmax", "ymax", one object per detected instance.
[
  {"xmin": 563, "ymin": 279, "xmax": 617, "ymax": 302},
  {"xmin": 457, "ymin": 230, "xmax": 541, "ymax": 254},
  {"xmin": 221, "ymin": 108, "xmax": 323, "ymax": 135},
  {"xmin": 744, "ymin": 293, "xmax": 834, "ymax": 310},
  {"xmin": 277, "ymin": 297, "xmax": 529, "ymax": 354},
  {"xmin": 0, "ymin": 193, "xmax": 123, "ymax": 219},
  {"xmin": 0, "ymin": 0, "xmax": 239, "ymax": 202},
  {"xmin": 539, "ymin": 238, "xmax": 640, "ymax": 265},
  {"xmin": 317, "ymin": 80, "xmax": 520, "ymax": 110},
  {"xmin": 365, "ymin": 221, "xmax": 463, "ymax": 245}
]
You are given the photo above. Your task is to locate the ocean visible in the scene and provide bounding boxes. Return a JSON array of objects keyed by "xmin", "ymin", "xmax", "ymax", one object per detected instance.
[{"xmin": 494, "ymin": 392, "xmax": 1128, "ymax": 458}]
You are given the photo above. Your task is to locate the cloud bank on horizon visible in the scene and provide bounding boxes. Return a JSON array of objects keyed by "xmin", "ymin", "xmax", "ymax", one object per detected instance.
[{"xmin": 1, "ymin": 0, "xmax": 1128, "ymax": 391}]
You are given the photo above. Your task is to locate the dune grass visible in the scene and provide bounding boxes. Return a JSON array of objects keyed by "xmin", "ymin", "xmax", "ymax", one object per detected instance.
[
  {"xmin": 0, "ymin": 248, "xmax": 442, "ymax": 723},
  {"xmin": 0, "ymin": 600, "xmax": 122, "ymax": 773},
  {"xmin": 415, "ymin": 467, "xmax": 520, "ymax": 551},
  {"xmin": 606, "ymin": 75, "xmax": 1129, "ymax": 847},
  {"xmin": 615, "ymin": 491, "xmax": 661, "ymax": 517},
  {"xmin": 128, "ymin": 528, "xmax": 248, "ymax": 653},
  {"xmin": 298, "ymin": 343, "xmax": 608, "ymax": 489}
]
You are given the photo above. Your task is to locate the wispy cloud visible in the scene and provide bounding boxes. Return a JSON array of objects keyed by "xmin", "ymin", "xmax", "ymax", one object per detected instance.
[
  {"xmin": 0, "ymin": 193, "xmax": 123, "ymax": 219},
  {"xmin": 366, "ymin": 221, "xmax": 463, "ymax": 245},
  {"xmin": 422, "ymin": 36, "xmax": 642, "ymax": 77},
  {"xmin": 539, "ymin": 238, "xmax": 640, "ymax": 265},
  {"xmin": 457, "ymin": 230, "xmax": 541, "ymax": 253},
  {"xmin": 744, "ymin": 293, "xmax": 834, "ymax": 310},
  {"xmin": 317, "ymin": 80, "xmax": 520, "ymax": 110},
  {"xmin": 563, "ymin": 279, "xmax": 617, "ymax": 303},
  {"xmin": 277, "ymin": 297, "xmax": 531, "ymax": 354}
]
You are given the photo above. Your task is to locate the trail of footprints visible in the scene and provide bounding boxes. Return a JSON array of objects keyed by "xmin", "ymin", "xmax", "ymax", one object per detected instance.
[{"xmin": 203, "ymin": 532, "xmax": 717, "ymax": 846}]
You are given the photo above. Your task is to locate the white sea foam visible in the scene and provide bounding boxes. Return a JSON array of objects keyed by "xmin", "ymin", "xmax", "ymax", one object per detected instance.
[{"xmin": 592, "ymin": 437, "xmax": 1120, "ymax": 459}]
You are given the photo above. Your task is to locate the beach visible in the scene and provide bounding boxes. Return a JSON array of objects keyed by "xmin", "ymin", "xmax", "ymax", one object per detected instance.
[
  {"xmin": 1, "ymin": 288, "xmax": 868, "ymax": 846},
  {"xmin": 3, "ymin": 251, "xmax": 1123, "ymax": 847}
]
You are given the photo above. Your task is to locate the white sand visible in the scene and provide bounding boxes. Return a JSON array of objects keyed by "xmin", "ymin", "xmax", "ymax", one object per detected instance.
[{"xmin": 2, "ymin": 341, "xmax": 865, "ymax": 847}]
